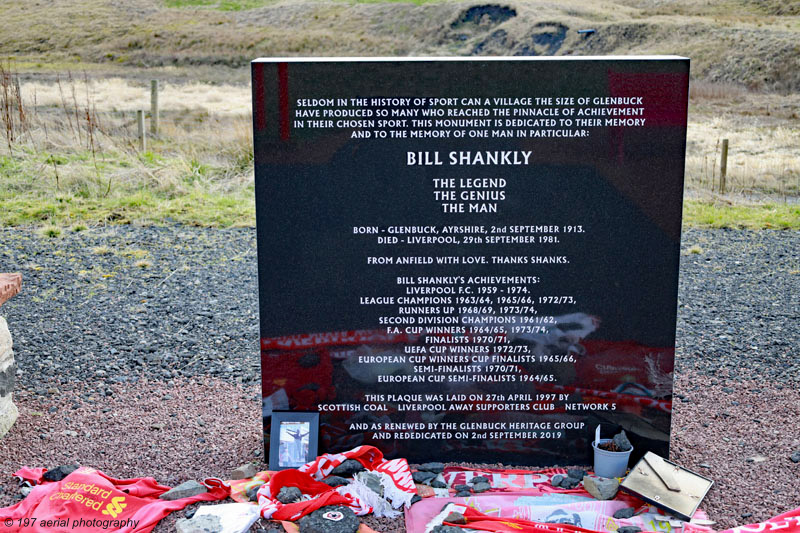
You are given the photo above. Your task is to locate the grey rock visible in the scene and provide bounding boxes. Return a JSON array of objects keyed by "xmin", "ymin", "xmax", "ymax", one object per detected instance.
[
  {"xmin": 322, "ymin": 476, "xmax": 351, "ymax": 487},
  {"xmin": 551, "ymin": 474, "xmax": 564, "ymax": 487},
  {"xmin": 471, "ymin": 481, "xmax": 492, "ymax": 493},
  {"xmin": 160, "ymin": 480, "xmax": 207, "ymax": 501},
  {"xmin": 432, "ymin": 527, "xmax": 462, "ymax": 533},
  {"xmin": 413, "ymin": 470, "xmax": 437, "ymax": 484},
  {"xmin": 246, "ymin": 485, "xmax": 261, "ymax": 502},
  {"xmin": 184, "ymin": 507, "xmax": 197, "ymax": 519},
  {"xmin": 417, "ymin": 462, "xmax": 445, "ymax": 473},
  {"xmin": 0, "ymin": 318, "xmax": 18, "ymax": 439},
  {"xmin": 455, "ymin": 490, "xmax": 472, "ymax": 497},
  {"xmin": 470, "ymin": 476, "xmax": 490, "ymax": 484},
  {"xmin": 277, "ymin": 486, "xmax": 302, "ymax": 504},
  {"xmin": 430, "ymin": 479, "xmax": 448, "ymax": 489},
  {"xmin": 617, "ymin": 527, "xmax": 641, "ymax": 533},
  {"xmin": 444, "ymin": 511, "xmax": 467, "ymax": 524},
  {"xmin": 410, "ymin": 495, "xmax": 422, "ymax": 505},
  {"xmin": 329, "ymin": 459, "xmax": 365, "ymax": 477},
  {"xmin": 299, "ymin": 506, "xmax": 359, "ymax": 533},
  {"xmin": 791, "ymin": 450, "xmax": 800, "ymax": 463},
  {"xmin": 613, "ymin": 430, "xmax": 632, "ymax": 452},
  {"xmin": 453, "ymin": 484, "xmax": 471, "ymax": 492},
  {"xmin": 583, "ymin": 475, "xmax": 619, "ymax": 500},
  {"xmin": 567, "ymin": 468, "xmax": 586, "ymax": 480},
  {"xmin": 230, "ymin": 463, "xmax": 257, "ymax": 480},
  {"xmin": 43, "ymin": 465, "xmax": 78, "ymax": 482},
  {"xmin": 0, "ymin": 361, "xmax": 16, "ymax": 397},
  {"xmin": 613, "ymin": 507, "xmax": 636, "ymax": 519},
  {"xmin": 176, "ymin": 515, "xmax": 222, "ymax": 533}
]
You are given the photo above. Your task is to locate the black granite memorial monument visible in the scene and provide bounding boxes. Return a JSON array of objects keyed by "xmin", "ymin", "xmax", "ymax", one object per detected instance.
[{"xmin": 252, "ymin": 57, "xmax": 689, "ymax": 465}]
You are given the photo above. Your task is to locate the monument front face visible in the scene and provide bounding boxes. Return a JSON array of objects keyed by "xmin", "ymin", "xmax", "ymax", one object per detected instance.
[{"xmin": 253, "ymin": 57, "xmax": 688, "ymax": 465}]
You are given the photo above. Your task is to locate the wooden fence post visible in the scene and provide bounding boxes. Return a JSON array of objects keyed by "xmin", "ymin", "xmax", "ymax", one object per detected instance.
[
  {"xmin": 137, "ymin": 109, "xmax": 146, "ymax": 151},
  {"xmin": 720, "ymin": 138, "xmax": 728, "ymax": 194},
  {"xmin": 150, "ymin": 80, "xmax": 159, "ymax": 135}
]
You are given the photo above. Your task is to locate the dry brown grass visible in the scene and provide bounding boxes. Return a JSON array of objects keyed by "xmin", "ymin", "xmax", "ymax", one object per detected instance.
[
  {"xmin": 686, "ymin": 85, "xmax": 800, "ymax": 196},
  {"xmin": 0, "ymin": 67, "xmax": 254, "ymax": 226},
  {"xmin": 21, "ymin": 78, "xmax": 250, "ymax": 116},
  {"xmin": 689, "ymin": 80, "xmax": 749, "ymax": 100}
]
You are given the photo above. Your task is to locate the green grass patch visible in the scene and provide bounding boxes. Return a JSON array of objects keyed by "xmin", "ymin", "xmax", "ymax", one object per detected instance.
[
  {"xmin": 38, "ymin": 224, "xmax": 62, "ymax": 238},
  {"xmin": 683, "ymin": 200, "xmax": 800, "ymax": 229},
  {"xmin": 0, "ymin": 189, "xmax": 255, "ymax": 228},
  {"xmin": 2, "ymin": 195, "xmax": 797, "ymax": 229}
]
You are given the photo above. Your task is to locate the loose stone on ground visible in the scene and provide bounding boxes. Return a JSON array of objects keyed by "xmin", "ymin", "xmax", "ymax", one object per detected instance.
[
  {"xmin": 298, "ymin": 505, "xmax": 359, "ymax": 533},
  {"xmin": 276, "ymin": 486, "xmax": 302, "ymax": 504},
  {"xmin": 42, "ymin": 464, "xmax": 78, "ymax": 481},
  {"xmin": 330, "ymin": 459, "xmax": 365, "ymax": 477},
  {"xmin": 613, "ymin": 507, "xmax": 636, "ymax": 519},
  {"xmin": 230, "ymin": 463, "xmax": 257, "ymax": 480},
  {"xmin": 160, "ymin": 480, "xmax": 207, "ymax": 501},
  {"xmin": 583, "ymin": 476, "xmax": 619, "ymax": 500}
]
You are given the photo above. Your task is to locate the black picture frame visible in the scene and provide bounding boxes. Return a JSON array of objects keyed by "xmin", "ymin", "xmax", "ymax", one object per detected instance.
[{"xmin": 269, "ymin": 411, "xmax": 319, "ymax": 471}]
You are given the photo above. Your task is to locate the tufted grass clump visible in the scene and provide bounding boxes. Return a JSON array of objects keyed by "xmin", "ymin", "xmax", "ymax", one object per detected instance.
[
  {"xmin": 39, "ymin": 225, "xmax": 62, "ymax": 238},
  {"xmin": 92, "ymin": 245, "xmax": 112, "ymax": 255}
]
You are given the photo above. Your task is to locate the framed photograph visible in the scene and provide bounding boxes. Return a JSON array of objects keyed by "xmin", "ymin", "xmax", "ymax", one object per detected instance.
[{"xmin": 269, "ymin": 412, "xmax": 319, "ymax": 471}]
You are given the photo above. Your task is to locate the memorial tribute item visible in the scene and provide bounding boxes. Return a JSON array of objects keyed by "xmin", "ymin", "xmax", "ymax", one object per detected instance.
[
  {"xmin": 620, "ymin": 452, "xmax": 713, "ymax": 521},
  {"xmin": 252, "ymin": 57, "xmax": 689, "ymax": 465},
  {"xmin": 269, "ymin": 412, "xmax": 319, "ymax": 471}
]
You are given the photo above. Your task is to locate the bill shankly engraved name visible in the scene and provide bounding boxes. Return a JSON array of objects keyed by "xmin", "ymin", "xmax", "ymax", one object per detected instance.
[{"xmin": 407, "ymin": 151, "xmax": 532, "ymax": 165}]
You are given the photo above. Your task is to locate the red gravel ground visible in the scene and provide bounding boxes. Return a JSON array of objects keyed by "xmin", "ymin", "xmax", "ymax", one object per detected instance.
[
  {"xmin": 1, "ymin": 369, "xmax": 798, "ymax": 532},
  {"xmin": 671, "ymin": 369, "xmax": 800, "ymax": 526}
]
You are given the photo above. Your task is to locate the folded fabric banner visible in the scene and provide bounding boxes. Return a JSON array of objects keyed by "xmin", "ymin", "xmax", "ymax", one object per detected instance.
[
  {"xmin": 259, "ymin": 469, "xmax": 359, "ymax": 521},
  {"xmin": 441, "ymin": 505, "xmax": 713, "ymax": 533},
  {"xmin": 405, "ymin": 493, "xmax": 710, "ymax": 533},
  {"xmin": 454, "ymin": 505, "xmax": 608, "ymax": 533},
  {"xmin": 257, "ymin": 445, "xmax": 416, "ymax": 521},
  {"xmin": 442, "ymin": 467, "xmax": 591, "ymax": 495},
  {"xmin": 228, "ymin": 471, "xmax": 273, "ymax": 504},
  {"xmin": 13, "ymin": 468, "xmax": 47, "ymax": 486},
  {"xmin": 1, "ymin": 466, "xmax": 229, "ymax": 533}
]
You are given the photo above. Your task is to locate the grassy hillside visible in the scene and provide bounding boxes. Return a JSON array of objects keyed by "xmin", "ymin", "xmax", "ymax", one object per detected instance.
[{"xmin": 1, "ymin": 0, "xmax": 799, "ymax": 90}]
